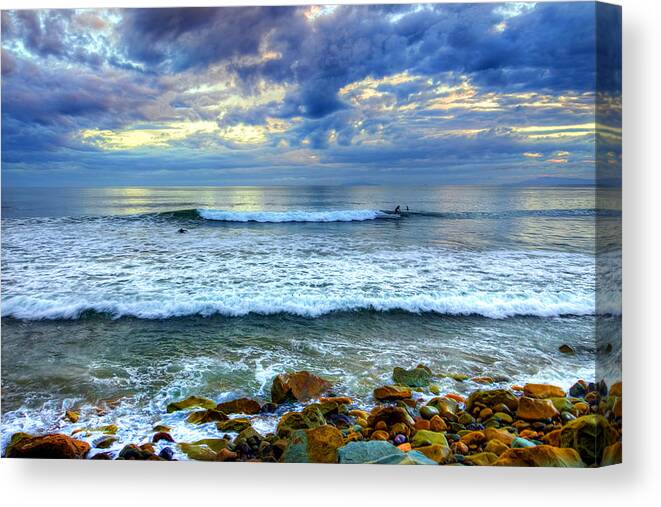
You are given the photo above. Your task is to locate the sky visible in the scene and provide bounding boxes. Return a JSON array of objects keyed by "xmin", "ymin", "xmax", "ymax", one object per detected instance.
[{"xmin": 1, "ymin": 2, "xmax": 622, "ymax": 187}]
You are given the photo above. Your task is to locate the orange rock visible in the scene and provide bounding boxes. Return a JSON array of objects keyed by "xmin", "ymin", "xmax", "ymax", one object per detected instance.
[
  {"xmin": 511, "ymin": 385, "xmax": 524, "ymax": 391},
  {"xmin": 415, "ymin": 419, "xmax": 431, "ymax": 431},
  {"xmin": 217, "ymin": 448, "xmax": 238, "ymax": 462},
  {"xmin": 519, "ymin": 429, "xmax": 539, "ymax": 440},
  {"xmin": 484, "ymin": 427, "xmax": 516, "ymax": 445},
  {"xmin": 452, "ymin": 441, "xmax": 469, "ymax": 454},
  {"xmin": 523, "ymin": 383, "xmax": 566, "ymax": 399},
  {"xmin": 445, "ymin": 393, "xmax": 465, "ymax": 403},
  {"xmin": 270, "ymin": 371, "xmax": 332, "ymax": 404},
  {"xmin": 429, "ymin": 415, "xmax": 448, "ymax": 432},
  {"xmin": 397, "ymin": 443, "xmax": 412, "ymax": 452},
  {"xmin": 373, "ymin": 385, "xmax": 412, "ymax": 401},
  {"xmin": 460, "ymin": 431, "xmax": 486, "ymax": 447},
  {"xmin": 574, "ymin": 401, "xmax": 590, "ymax": 415},
  {"xmin": 609, "ymin": 382, "xmax": 622, "ymax": 397},
  {"xmin": 517, "ymin": 397, "xmax": 560, "ymax": 420},
  {"xmin": 320, "ymin": 396, "xmax": 353, "ymax": 405},
  {"xmin": 215, "ymin": 397, "xmax": 261, "ymax": 415},
  {"xmin": 613, "ymin": 397, "xmax": 622, "ymax": 418},
  {"xmin": 494, "ymin": 445, "xmax": 585, "ymax": 467},
  {"xmin": 472, "ymin": 377, "xmax": 495, "ymax": 384},
  {"xmin": 5, "ymin": 433, "xmax": 90, "ymax": 459},
  {"xmin": 542, "ymin": 429, "xmax": 562, "ymax": 447},
  {"xmin": 375, "ymin": 420, "xmax": 388, "ymax": 431}
]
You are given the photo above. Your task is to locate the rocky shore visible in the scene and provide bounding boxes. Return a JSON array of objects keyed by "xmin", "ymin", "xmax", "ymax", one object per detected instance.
[{"xmin": 3, "ymin": 367, "xmax": 622, "ymax": 467}]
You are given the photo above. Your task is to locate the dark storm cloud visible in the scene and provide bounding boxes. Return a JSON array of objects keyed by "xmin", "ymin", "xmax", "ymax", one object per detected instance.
[{"xmin": 1, "ymin": 3, "xmax": 621, "ymax": 186}]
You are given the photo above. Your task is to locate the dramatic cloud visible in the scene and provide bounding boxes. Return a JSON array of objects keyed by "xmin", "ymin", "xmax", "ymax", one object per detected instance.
[{"xmin": 1, "ymin": 3, "xmax": 621, "ymax": 186}]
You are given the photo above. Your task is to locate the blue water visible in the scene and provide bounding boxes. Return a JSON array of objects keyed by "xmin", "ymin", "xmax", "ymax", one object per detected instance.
[{"xmin": 0, "ymin": 185, "xmax": 621, "ymax": 457}]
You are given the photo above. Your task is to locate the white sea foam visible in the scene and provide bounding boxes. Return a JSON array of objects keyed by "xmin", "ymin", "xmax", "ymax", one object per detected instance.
[
  {"xmin": 197, "ymin": 208, "xmax": 393, "ymax": 222},
  {"xmin": 1, "ymin": 292, "xmax": 617, "ymax": 320}
]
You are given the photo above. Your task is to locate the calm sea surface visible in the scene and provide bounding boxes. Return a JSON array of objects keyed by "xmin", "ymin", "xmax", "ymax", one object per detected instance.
[{"xmin": 1, "ymin": 186, "xmax": 621, "ymax": 457}]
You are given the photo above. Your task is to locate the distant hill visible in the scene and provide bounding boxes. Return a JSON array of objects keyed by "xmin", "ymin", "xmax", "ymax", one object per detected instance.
[{"xmin": 510, "ymin": 176, "xmax": 621, "ymax": 187}]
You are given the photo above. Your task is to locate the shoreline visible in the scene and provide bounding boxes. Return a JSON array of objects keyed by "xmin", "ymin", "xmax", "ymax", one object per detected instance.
[{"xmin": 3, "ymin": 367, "xmax": 622, "ymax": 466}]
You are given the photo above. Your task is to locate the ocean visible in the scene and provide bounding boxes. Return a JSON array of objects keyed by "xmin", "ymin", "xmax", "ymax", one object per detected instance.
[{"xmin": 0, "ymin": 185, "xmax": 622, "ymax": 457}]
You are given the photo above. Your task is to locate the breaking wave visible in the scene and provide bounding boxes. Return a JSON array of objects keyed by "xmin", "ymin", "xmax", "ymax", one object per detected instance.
[
  {"xmin": 197, "ymin": 209, "xmax": 397, "ymax": 222},
  {"xmin": 1, "ymin": 293, "xmax": 620, "ymax": 321}
]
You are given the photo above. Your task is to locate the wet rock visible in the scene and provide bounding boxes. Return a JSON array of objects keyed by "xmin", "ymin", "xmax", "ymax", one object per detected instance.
[
  {"xmin": 464, "ymin": 452, "xmax": 499, "ymax": 466},
  {"xmin": 217, "ymin": 448, "xmax": 238, "ymax": 462},
  {"xmin": 234, "ymin": 427, "xmax": 263, "ymax": 447},
  {"xmin": 368, "ymin": 406, "xmax": 415, "ymax": 429},
  {"xmin": 392, "ymin": 366, "xmax": 431, "ymax": 387},
  {"xmin": 216, "ymin": 397, "xmax": 261, "ymax": 415},
  {"xmin": 559, "ymin": 344, "xmax": 575, "ymax": 354},
  {"xmin": 523, "ymin": 383, "xmax": 566, "ymax": 399},
  {"xmin": 276, "ymin": 405, "xmax": 326, "ymax": 437},
  {"xmin": 465, "ymin": 389, "xmax": 519, "ymax": 413},
  {"xmin": 166, "ymin": 396, "xmax": 216, "ymax": 413},
  {"xmin": 471, "ymin": 377, "xmax": 495, "ymax": 384},
  {"xmin": 271, "ymin": 371, "xmax": 332, "ymax": 404},
  {"xmin": 393, "ymin": 434, "xmax": 407, "ymax": 446},
  {"xmin": 569, "ymin": 380, "xmax": 588, "ymax": 398},
  {"xmin": 90, "ymin": 452, "xmax": 113, "ymax": 460},
  {"xmin": 373, "ymin": 385, "xmax": 412, "ymax": 401},
  {"xmin": 93, "ymin": 435, "xmax": 117, "ymax": 449},
  {"xmin": 282, "ymin": 425, "xmax": 344, "ymax": 463},
  {"xmin": 260, "ymin": 402, "xmax": 277, "ymax": 414},
  {"xmin": 484, "ymin": 439, "xmax": 509, "ymax": 456},
  {"xmin": 5, "ymin": 433, "xmax": 90, "ymax": 459},
  {"xmin": 516, "ymin": 397, "xmax": 560, "ymax": 420},
  {"xmin": 420, "ymin": 405, "xmax": 440, "ymax": 420},
  {"xmin": 152, "ymin": 431, "xmax": 175, "ymax": 443},
  {"xmin": 411, "ymin": 430, "xmax": 449, "ymax": 448},
  {"xmin": 560, "ymin": 414, "xmax": 617, "ymax": 465},
  {"xmin": 370, "ymin": 430, "xmax": 390, "ymax": 441},
  {"xmin": 178, "ymin": 443, "xmax": 218, "ymax": 461},
  {"xmin": 601, "ymin": 442, "xmax": 622, "ymax": 466},
  {"xmin": 542, "ymin": 429, "xmax": 562, "ymax": 447},
  {"xmin": 65, "ymin": 410, "xmax": 80, "ymax": 423},
  {"xmin": 216, "ymin": 418, "xmax": 252, "ymax": 433},
  {"xmin": 320, "ymin": 396, "xmax": 353, "ymax": 405},
  {"xmin": 370, "ymin": 450, "xmax": 438, "ymax": 465},
  {"xmin": 415, "ymin": 444, "xmax": 453, "ymax": 464},
  {"xmin": 494, "ymin": 445, "xmax": 585, "ymax": 467},
  {"xmin": 158, "ymin": 447, "xmax": 174, "ymax": 461},
  {"xmin": 429, "ymin": 415, "xmax": 448, "ymax": 432},
  {"xmin": 511, "ymin": 437, "xmax": 536, "ymax": 448},
  {"xmin": 118, "ymin": 444, "xmax": 156, "ymax": 460},
  {"xmin": 338, "ymin": 441, "xmax": 404, "ymax": 464},
  {"xmin": 186, "ymin": 409, "xmax": 229, "ymax": 425},
  {"xmin": 152, "ymin": 424, "xmax": 171, "ymax": 433},
  {"xmin": 609, "ymin": 381, "xmax": 622, "ymax": 397},
  {"xmin": 192, "ymin": 438, "xmax": 229, "ymax": 452}
]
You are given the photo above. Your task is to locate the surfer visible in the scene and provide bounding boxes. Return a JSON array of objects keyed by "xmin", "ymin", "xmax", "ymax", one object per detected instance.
[
  {"xmin": 394, "ymin": 205, "xmax": 401, "ymax": 214},
  {"xmin": 177, "ymin": 228, "xmax": 187, "ymax": 234}
]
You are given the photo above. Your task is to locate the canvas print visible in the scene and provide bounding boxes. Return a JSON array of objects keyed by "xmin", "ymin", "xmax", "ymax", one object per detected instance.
[{"xmin": 1, "ymin": 2, "xmax": 622, "ymax": 466}]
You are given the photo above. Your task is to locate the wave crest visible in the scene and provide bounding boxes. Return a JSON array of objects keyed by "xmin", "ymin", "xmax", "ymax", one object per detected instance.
[
  {"xmin": 1, "ymin": 293, "xmax": 620, "ymax": 321},
  {"xmin": 197, "ymin": 209, "xmax": 395, "ymax": 222}
]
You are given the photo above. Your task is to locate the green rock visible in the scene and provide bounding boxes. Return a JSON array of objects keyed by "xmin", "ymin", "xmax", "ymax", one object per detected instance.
[
  {"xmin": 178, "ymin": 443, "xmax": 217, "ymax": 461},
  {"xmin": 234, "ymin": 426, "xmax": 263, "ymax": 446},
  {"xmin": 429, "ymin": 384, "xmax": 441, "ymax": 395},
  {"xmin": 167, "ymin": 395, "xmax": 216, "ymax": 413},
  {"xmin": 90, "ymin": 424, "xmax": 118, "ymax": 434},
  {"xmin": 447, "ymin": 373, "xmax": 470, "ymax": 382},
  {"xmin": 152, "ymin": 424, "xmax": 171, "ymax": 432},
  {"xmin": 338, "ymin": 441, "xmax": 403, "ymax": 464},
  {"xmin": 458, "ymin": 413, "xmax": 475, "ymax": 425},
  {"xmin": 420, "ymin": 405, "xmax": 439, "ymax": 420},
  {"xmin": 276, "ymin": 405, "xmax": 326, "ymax": 438},
  {"xmin": 492, "ymin": 412, "xmax": 513, "ymax": 424},
  {"xmin": 465, "ymin": 389, "xmax": 519, "ymax": 413},
  {"xmin": 550, "ymin": 397, "xmax": 577, "ymax": 415},
  {"xmin": 370, "ymin": 450, "xmax": 438, "ymax": 465},
  {"xmin": 216, "ymin": 418, "xmax": 252, "ymax": 433},
  {"xmin": 186, "ymin": 409, "xmax": 229, "ymax": 424},
  {"xmin": 281, "ymin": 425, "xmax": 344, "ymax": 464},
  {"xmin": 191, "ymin": 438, "xmax": 229, "ymax": 452},
  {"xmin": 411, "ymin": 430, "xmax": 449, "ymax": 448},
  {"xmin": 93, "ymin": 435, "xmax": 117, "ymax": 449},
  {"xmin": 393, "ymin": 366, "xmax": 431, "ymax": 387},
  {"xmin": 560, "ymin": 415, "xmax": 617, "ymax": 465}
]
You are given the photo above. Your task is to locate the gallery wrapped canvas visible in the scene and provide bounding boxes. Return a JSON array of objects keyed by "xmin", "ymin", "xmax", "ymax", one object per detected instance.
[{"xmin": 1, "ymin": 2, "xmax": 621, "ymax": 466}]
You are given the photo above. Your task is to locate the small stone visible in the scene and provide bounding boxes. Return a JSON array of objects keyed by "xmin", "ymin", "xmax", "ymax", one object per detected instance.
[
  {"xmin": 93, "ymin": 435, "xmax": 117, "ymax": 449},
  {"xmin": 420, "ymin": 405, "xmax": 439, "ymax": 420},
  {"xmin": 411, "ymin": 429, "xmax": 449, "ymax": 448},
  {"xmin": 511, "ymin": 437, "xmax": 536, "ymax": 448},
  {"xmin": 415, "ymin": 419, "xmax": 431, "ymax": 431},
  {"xmin": 217, "ymin": 448, "xmax": 238, "ymax": 461},
  {"xmin": 464, "ymin": 452, "xmax": 499, "ymax": 466},
  {"xmin": 152, "ymin": 431, "xmax": 175, "ymax": 443},
  {"xmin": 186, "ymin": 409, "xmax": 229, "ymax": 424},
  {"xmin": 517, "ymin": 397, "xmax": 560, "ymax": 420},
  {"xmin": 392, "ymin": 366, "xmax": 431, "ymax": 387},
  {"xmin": 159, "ymin": 447, "xmax": 174, "ymax": 460},
  {"xmin": 370, "ymin": 430, "xmax": 390, "ymax": 441},
  {"xmin": 523, "ymin": 383, "xmax": 566, "ymax": 399},
  {"xmin": 429, "ymin": 384, "xmax": 441, "ymax": 395},
  {"xmin": 393, "ymin": 434, "xmax": 407, "ymax": 445},
  {"xmin": 429, "ymin": 415, "xmax": 448, "ymax": 432},
  {"xmin": 65, "ymin": 410, "xmax": 80, "ymax": 423},
  {"xmin": 485, "ymin": 439, "xmax": 509, "ymax": 456},
  {"xmin": 479, "ymin": 408, "xmax": 493, "ymax": 420},
  {"xmin": 216, "ymin": 418, "xmax": 251, "ymax": 433},
  {"xmin": 167, "ymin": 396, "xmax": 216, "ymax": 413},
  {"xmin": 559, "ymin": 344, "xmax": 575, "ymax": 354}
]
